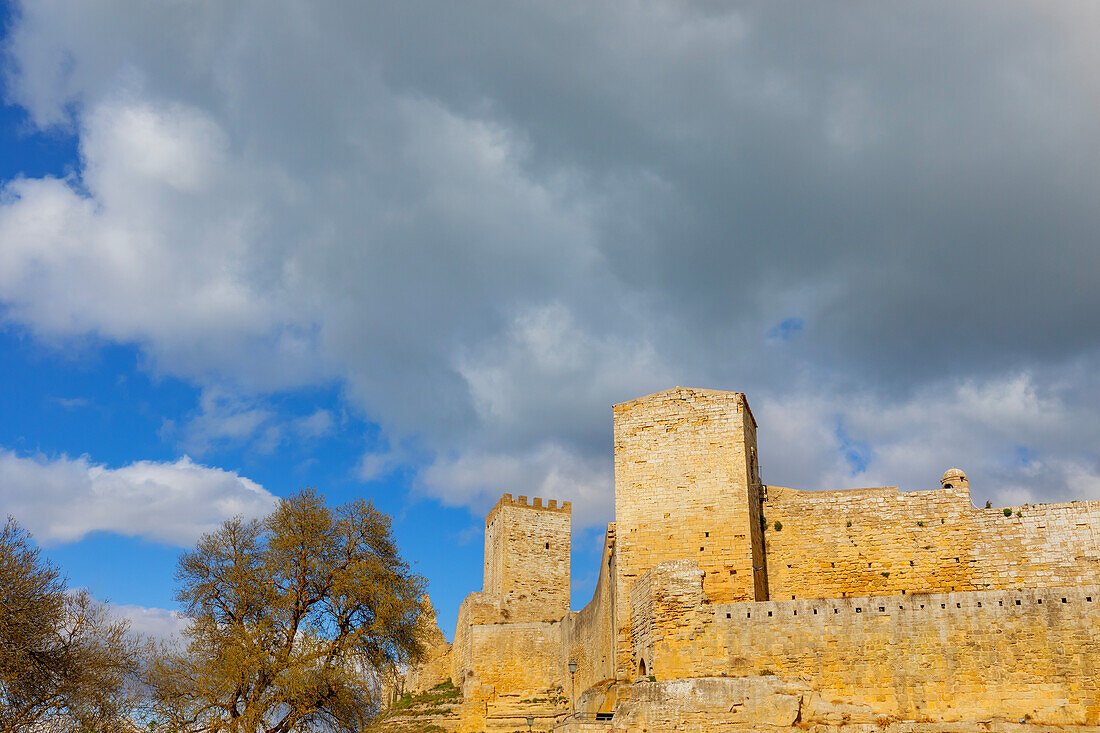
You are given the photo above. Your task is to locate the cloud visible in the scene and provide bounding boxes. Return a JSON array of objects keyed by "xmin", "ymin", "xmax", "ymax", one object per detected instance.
[
  {"xmin": 0, "ymin": 450, "xmax": 278, "ymax": 546},
  {"xmin": 2, "ymin": 1, "xmax": 1100, "ymax": 528},
  {"xmin": 110, "ymin": 603, "xmax": 190, "ymax": 642}
]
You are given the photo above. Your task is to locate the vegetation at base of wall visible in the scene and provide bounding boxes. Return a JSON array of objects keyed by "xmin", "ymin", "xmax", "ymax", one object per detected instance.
[
  {"xmin": 648, "ymin": 675, "xmax": 656, "ymax": 682},
  {"xmin": 758, "ymin": 669, "xmax": 775, "ymax": 676},
  {"xmin": 388, "ymin": 682, "xmax": 462, "ymax": 716},
  {"xmin": 1004, "ymin": 508, "xmax": 1013, "ymax": 517}
]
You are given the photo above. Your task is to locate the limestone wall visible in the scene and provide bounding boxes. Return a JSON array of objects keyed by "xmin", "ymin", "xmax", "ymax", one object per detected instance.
[
  {"xmin": 562, "ymin": 524, "xmax": 617, "ymax": 699},
  {"xmin": 484, "ymin": 494, "xmax": 571, "ymax": 623},
  {"xmin": 763, "ymin": 485, "xmax": 979, "ymax": 598},
  {"xmin": 763, "ymin": 485, "xmax": 1100, "ymax": 599},
  {"xmin": 466, "ymin": 621, "xmax": 565, "ymax": 696},
  {"xmin": 635, "ymin": 561, "xmax": 1100, "ymax": 727},
  {"xmin": 451, "ymin": 591, "xmax": 505, "ymax": 689},
  {"xmin": 613, "ymin": 388, "xmax": 762, "ymax": 677},
  {"xmin": 971, "ymin": 499, "xmax": 1100, "ymax": 588}
]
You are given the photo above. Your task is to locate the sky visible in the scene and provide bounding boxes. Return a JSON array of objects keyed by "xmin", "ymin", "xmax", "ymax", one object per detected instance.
[{"xmin": 2, "ymin": 0, "xmax": 1100, "ymax": 641}]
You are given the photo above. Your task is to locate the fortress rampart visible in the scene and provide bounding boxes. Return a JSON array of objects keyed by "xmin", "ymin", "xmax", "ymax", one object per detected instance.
[{"xmin": 390, "ymin": 388, "xmax": 1100, "ymax": 733}]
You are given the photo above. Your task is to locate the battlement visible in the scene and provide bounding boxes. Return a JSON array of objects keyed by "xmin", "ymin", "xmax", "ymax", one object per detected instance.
[{"xmin": 486, "ymin": 493, "xmax": 571, "ymax": 525}]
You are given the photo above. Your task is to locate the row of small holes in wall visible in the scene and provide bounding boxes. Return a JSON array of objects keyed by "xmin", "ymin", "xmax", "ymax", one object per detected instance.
[{"xmin": 724, "ymin": 596, "xmax": 1093, "ymax": 619}]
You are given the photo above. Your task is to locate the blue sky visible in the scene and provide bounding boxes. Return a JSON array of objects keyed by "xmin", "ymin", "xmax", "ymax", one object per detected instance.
[{"xmin": 2, "ymin": 0, "xmax": 1100, "ymax": 640}]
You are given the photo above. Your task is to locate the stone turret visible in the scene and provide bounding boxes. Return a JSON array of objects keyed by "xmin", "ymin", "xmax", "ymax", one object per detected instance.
[{"xmin": 941, "ymin": 467, "xmax": 969, "ymax": 490}]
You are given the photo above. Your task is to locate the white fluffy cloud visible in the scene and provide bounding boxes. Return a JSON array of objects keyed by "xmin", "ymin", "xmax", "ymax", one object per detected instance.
[
  {"xmin": 111, "ymin": 603, "xmax": 190, "ymax": 642},
  {"xmin": 2, "ymin": 1, "xmax": 1100, "ymax": 528},
  {"xmin": 0, "ymin": 450, "xmax": 278, "ymax": 545}
]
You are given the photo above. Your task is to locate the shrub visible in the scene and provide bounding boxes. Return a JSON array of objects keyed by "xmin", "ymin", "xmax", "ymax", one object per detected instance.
[
  {"xmin": 1016, "ymin": 510, "xmax": 1023, "ymax": 517},
  {"xmin": 916, "ymin": 521, "xmax": 924, "ymax": 527},
  {"xmin": 1004, "ymin": 508, "xmax": 1012, "ymax": 517},
  {"xmin": 773, "ymin": 521, "xmax": 783, "ymax": 532},
  {"xmin": 881, "ymin": 571, "xmax": 890, "ymax": 578},
  {"xmin": 985, "ymin": 500, "xmax": 992, "ymax": 508},
  {"xmin": 846, "ymin": 520, "xmax": 852, "ymax": 528}
]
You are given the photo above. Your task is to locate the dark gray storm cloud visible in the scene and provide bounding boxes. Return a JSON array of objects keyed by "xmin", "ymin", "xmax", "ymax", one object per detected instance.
[{"xmin": 2, "ymin": 0, "xmax": 1099, "ymax": 521}]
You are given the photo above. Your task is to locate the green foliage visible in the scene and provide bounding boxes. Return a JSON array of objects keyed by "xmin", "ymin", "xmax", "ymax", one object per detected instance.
[
  {"xmin": 1004, "ymin": 507, "xmax": 1013, "ymax": 517},
  {"xmin": 758, "ymin": 669, "xmax": 776, "ymax": 676},
  {"xmin": 846, "ymin": 520, "xmax": 853, "ymax": 528},
  {"xmin": 773, "ymin": 521, "xmax": 782, "ymax": 532},
  {"xmin": 881, "ymin": 572, "xmax": 890, "ymax": 578},
  {"xmin": 985, "ymin": 500, "xmax": 992, "ymax": 509},
  {"xmin": 916, "ymin": 521, "xmax": 924, "ymax": 527},
  {"xmin": 1016, "ymin": 510, "xmax": 1023, "ymax": 517},
  {"xmin": 647, "ymin": 674, "xmax": 656, "ymax": 682}
]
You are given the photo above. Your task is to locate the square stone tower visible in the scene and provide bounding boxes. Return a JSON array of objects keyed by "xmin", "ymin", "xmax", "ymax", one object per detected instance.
[
  {"xmin": 483, "ymin": 493, "xmax": 572, "ymax": 623},
  {"xmin": 612, "ymin": 388, "xmax": 767, "ymax": 676}
]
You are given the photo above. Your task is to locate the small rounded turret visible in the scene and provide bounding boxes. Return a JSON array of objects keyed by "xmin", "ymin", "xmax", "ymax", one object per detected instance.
[{"xmin": 941, "ymin": 467, "xmax": 968, "ymax": 490}]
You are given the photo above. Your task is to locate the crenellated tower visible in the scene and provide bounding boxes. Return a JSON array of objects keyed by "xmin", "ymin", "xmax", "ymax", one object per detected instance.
[{"xmin": 483, "ymin": 493, "xmax": 571, "ymax": 622}]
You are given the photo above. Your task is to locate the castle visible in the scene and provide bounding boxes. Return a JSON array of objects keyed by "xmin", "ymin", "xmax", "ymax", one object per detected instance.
[{"xmin": 390, "ymin": 388, "xmax": 1100, "ymax": 733}]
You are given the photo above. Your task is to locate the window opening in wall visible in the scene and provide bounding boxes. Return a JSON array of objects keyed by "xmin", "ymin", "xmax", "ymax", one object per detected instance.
[
  {"xmin": 856, "ymin": 608, "xmax": 862, "ymax": 613},
  {"xmin": 1015, "ymin": 600, "xmax": 1021, "ymax": 605},
  {"xmin": 638, "ymin": 658, "xmax": 647, "ymax": 678},
  {"xmin": 1088, "ymin": 597, "xmax": 1093, "ymax": 602},
  {"xmin": 545, "ymin": 542, "xmax": 550, "ymax": 549},
  {"xmin": 999, "ymin": 601, "xmax": 1003, "ymax": 606},
  {"xmin": 909, "ymin": 560, "xmax": 914, "ymax": 566},
  {"xmin": 977, "ymin": 602, "xmax": 982, "ymax": 607},
  {"xmin": 878, "ymin": 607, "xmax": 885, "ymax": 612},
  {"xmin": 813, "ymin": 608, "xmax": 818, "ymax": 614},
  {"xmin": 833, "ymin": 608, "xmax": 838, "ymax": 613},
  {"xmin": 700, "ymin": 547, "xmax": 705, "ymax": 552},
  {"xmin": 726, "ymin": 613, "xmax": 731, "ymax": 618},
  {"xmin": 793, "ymin": 610, "xmax": 797, "ymax": 615},
  {"xmin": 747, "ymin": 612, "xmax": 751, "ymax": 618},
  {"xmin": 730, "ymin": 570, "xmax": 736, "ymax": 575},
  {"xmin": 767, "ymin": 611, "xmax": 772, "ymax": 617},
  {"xmin": 1038, "ymin": 599, "xmax": 1042, "ymax": 604},
  {"xmin": 705, "ymin": 532, "xmax": 709, "ymax": 537},
  {"xmin": 1062, "ymin": 598, "xmax": 1068, "ymax": 603},
  {"xmin": 941, "ymin": 604, "xmax": 946, "ymax": 609},
  {"xmin": 831, "ymin": 562, "xmax": 835, "ymax": 568},
  {"xmin": 956, "ymin": 603, "xmax": 961, "ymax": 608}
]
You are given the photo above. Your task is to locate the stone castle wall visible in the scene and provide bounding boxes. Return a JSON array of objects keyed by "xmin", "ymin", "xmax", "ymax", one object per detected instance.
[
  {"xmin": 763, "ymin": 485, "xmax": 1100, "ymax": 600},
  {"xmin": 561, "ymin": 524, "xmax": 617, "ymax": 697},
  {"xmin": 635, "ymin": 559, "xmax": 1100, "ymax": 727}
]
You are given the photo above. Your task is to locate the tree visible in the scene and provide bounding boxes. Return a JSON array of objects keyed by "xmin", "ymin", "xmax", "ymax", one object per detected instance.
[
  {"xmin": 0, "ymin": 518, "xmax": 144, "ymax": 733},
  {"xmin": 148, "ymin": 489, "xmax": 425, "ymax": 733}
]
